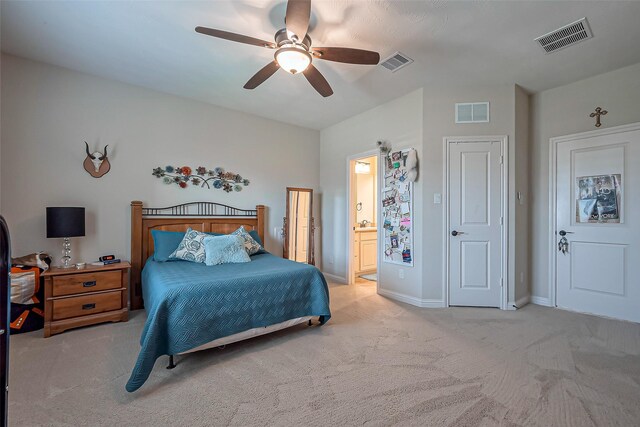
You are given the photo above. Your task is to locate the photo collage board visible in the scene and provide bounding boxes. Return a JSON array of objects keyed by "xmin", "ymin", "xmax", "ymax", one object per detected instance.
[{"xmin": 382, "ymin": 149, "xmax": 414, "ymax": 266}]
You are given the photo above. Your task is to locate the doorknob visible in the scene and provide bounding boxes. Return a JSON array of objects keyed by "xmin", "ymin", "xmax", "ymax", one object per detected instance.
[
  {"xmin": 451, "ymin": 230, "xmax": 465, "ymax": 236},
  {"xmin": 558, "ymin": 230, "xmax": 574, "ymax": 236}
]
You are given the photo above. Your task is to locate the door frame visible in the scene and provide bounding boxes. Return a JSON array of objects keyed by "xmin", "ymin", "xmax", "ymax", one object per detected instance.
[
  {"xmin": 346, "ymin": 149, "xmax": 381, "ymax": 286},
  {"xmin": 442, "ymin": 136, "xmax": 509, "ymax": 309},
  {"xmin": 548, "ymin": 122, "xmax": 640, "ymax": 308}
]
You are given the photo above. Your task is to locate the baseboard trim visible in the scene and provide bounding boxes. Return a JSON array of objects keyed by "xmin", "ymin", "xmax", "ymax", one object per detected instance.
[
  {"xmin": 378, "ymin": 288, "xmax": 446, "ymax": 308},
  {"xmin": 322, "ymin": 272, "xmax": 347, "ymax": 285},
  {"xmin": 531, "ymin": 296, "xmax": 552, "ymax": 307}
]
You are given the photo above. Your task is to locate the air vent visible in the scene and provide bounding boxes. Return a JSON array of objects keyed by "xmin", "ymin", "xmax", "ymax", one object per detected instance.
[
  {"xmin": 535, "ymin": 18, "xmax": 593, "ymax": 54},
  {"xmin": 380, "ymin": 52, "xmax": 413, "ymax": 72},
  {"xmin": 455, "ymin": 102, "xmax": 490, "ymax": 124}
]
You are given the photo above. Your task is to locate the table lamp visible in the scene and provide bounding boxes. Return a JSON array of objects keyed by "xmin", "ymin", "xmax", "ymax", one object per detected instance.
[{"xmin": 46, "ymin": 207, "xmax": 85, "ymax": 268}]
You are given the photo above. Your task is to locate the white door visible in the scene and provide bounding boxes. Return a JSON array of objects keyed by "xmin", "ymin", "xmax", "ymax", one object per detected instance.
[
  {"xmin": 448, "ymin": 140, "xmax": 504, "ymax": 307},
  {"xmin": 554, "ymin": 124, "xmax": 640, "ymax": 322}
]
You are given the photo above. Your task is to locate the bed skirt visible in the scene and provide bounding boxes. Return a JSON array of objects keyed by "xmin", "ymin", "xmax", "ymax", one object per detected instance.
[{"xmin": 179, "ymin": 316, "xmax": 313, "ymax": 354}]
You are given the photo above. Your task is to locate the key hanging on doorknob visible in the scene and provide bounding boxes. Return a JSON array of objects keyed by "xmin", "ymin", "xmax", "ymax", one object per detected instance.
[{"xmin": 558, "ymin": 236, "xmax": 569, "ymax": 254}]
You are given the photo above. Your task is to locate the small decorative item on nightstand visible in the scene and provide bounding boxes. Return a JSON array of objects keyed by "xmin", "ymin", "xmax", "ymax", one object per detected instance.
[{"xmin": 42, "ymin": 261, "xmax": 130, "ymax": 337}]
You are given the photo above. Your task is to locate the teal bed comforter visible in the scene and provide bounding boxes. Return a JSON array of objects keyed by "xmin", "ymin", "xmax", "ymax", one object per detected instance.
[{"xmin": 125, "ymin": 253, "xmax": 331, "ymax": 392}]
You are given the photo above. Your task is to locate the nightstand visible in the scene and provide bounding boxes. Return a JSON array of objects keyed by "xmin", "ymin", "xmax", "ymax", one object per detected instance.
[{"xmin": 43, "ymin": 262, "xmax": 130, "ymax": 337}]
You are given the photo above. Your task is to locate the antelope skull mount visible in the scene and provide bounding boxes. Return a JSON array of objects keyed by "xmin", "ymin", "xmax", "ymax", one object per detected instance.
[{"xmin": 83, "ymin": 142, "xmax": 111, "ymax": 178}]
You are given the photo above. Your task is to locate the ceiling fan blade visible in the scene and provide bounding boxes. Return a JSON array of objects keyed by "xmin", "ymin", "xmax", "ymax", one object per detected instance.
[
  {"xmin": 285, "ymin": 0, "xmax": 311, "ymax": 41},
  {"xmin": 312, "ymin": 47, "xmax": 380, "ymax": 65},
  {"xmin": 195, "ymin": 26, "xmax": 276, "ymax": 49},
  {"xmin": 303, "ymin": 64, "xmax": 333, "ymax": 97},
  {"xmin": 244, "ymin": 61, "xmax": 280, "ymax": 89}
]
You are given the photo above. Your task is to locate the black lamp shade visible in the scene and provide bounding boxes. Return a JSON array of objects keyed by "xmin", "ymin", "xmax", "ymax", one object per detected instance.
[{"xmin": 46, "ymin": 207, "xmax": 85, "ymax": 238}]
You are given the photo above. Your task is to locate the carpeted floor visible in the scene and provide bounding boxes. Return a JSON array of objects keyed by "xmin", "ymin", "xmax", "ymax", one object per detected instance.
[{"xmin": 8, "ymin": 280, "xmax": 640, "ymax": 426}]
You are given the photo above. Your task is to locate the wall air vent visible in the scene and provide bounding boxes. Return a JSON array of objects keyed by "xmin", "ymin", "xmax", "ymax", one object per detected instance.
[
  {"xmin": 535, "ymin": 17, "xmax": 593, "ymax": 54},
  {"xmin": 455, "ymin": 102, "xmax": 489, "ymax": 124},
  {"xmin": 380, "ymin": 52, "xmax": 413, "ymax": 72}
]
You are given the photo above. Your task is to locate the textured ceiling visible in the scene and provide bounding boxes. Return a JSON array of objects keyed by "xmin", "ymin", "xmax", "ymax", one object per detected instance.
[{"xmin": 3, "ymin": 1, "xmax": 640, "ymax": 130}]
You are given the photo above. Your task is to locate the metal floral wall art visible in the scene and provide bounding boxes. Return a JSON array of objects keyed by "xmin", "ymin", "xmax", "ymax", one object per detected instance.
[{"xmin": 152, "ymin": 166, "xmax": 250, "ymax": 192}]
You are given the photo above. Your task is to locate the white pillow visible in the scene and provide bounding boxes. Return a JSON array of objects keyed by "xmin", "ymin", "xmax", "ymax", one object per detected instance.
[
  {"xmin": 204, "ymin": 235, "xmax": 251, "ymax": 266},
  {"xmin": 231, "ymin": 226, "xmax": 262, "ymax": 255},
  {"xmin": 169, "ymin": 228, "xmax": 209, "ymax": 263}
]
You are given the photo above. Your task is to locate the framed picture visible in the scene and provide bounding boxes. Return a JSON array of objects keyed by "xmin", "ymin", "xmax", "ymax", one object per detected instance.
[{"xmin": 576, "ymin": 174, "xmax": 622, "ymax": 223}]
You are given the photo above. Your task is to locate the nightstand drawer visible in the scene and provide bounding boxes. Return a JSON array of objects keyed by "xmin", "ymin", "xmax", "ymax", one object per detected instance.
[
  {"xmin": 52, "ymin": 270, "xmax": 121, "ymax": 297},
  {"xmin": 52, "ymin": 291, "xmax": 122, "ymax": 321}
]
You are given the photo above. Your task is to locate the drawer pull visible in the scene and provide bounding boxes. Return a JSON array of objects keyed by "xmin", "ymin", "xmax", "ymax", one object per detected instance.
[
  {"xmin": 83, "ymin": 281, "xmax": 97, "ymax": 288},
  {"xmin": 82, "ymin": 303, "xmax": 96, "ymax": 310}
]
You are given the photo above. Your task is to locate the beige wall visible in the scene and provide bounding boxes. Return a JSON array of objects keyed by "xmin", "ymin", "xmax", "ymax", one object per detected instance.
[
  {"xmin": 421, "ymin": 84, "xmax": 528, "ymax": 304},
  {"xmin": 321, "ymin": 85, "xmax": 530, "ymax": 307},
  {"xmin": 9, "ymin": 45, "xmax": 636, "ymax": 310},
  {"xmin": 514, "ymin": 85, "xmax": 531, "ymax": 303},
  {"xmin": 320, "ymin": 89, "xmax": 424, "ymax": 300},
  {"xmin": 0, "ymin": 54, "xmax": 320, "ymax": 264},
  {"xmin": 530, "ymin": 61, "xmax": 640, "ymax": 302}
]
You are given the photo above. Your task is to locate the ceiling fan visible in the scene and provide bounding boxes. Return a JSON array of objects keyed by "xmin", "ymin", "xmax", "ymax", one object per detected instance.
[{"xmin": 195, "ymin": 0, "xmax": 380, "ymax": 97}]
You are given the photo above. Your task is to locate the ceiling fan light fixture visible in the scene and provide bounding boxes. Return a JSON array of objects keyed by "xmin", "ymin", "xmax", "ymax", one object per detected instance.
[
  {"xmin": 196, "ymin": 0, "xmax": 380, "ymax": 96},
  {"xmin": 275, "ymin": 46, "xmax": 312, "ymax": 74}
]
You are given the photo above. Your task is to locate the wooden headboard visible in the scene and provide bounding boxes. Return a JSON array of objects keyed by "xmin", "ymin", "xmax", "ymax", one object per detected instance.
[{"xmin": 130, "ymin": 201, "xmax": 265, "ymax": 310}]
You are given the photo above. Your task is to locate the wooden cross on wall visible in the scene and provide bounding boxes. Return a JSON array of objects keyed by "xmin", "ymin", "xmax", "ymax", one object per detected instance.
[{"xmin": 590, "ymin": 107, "xmax": 608, "ymax": 128}]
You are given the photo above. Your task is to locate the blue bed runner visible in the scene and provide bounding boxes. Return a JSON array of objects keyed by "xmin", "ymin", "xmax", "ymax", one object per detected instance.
[{"xmin": 126, "ymin": 253, "xmax": 331, "ymax": 392}]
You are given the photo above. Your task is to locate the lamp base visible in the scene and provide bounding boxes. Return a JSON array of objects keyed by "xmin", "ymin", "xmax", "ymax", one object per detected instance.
[{"xmin": 59, "ymin": 237, "xmax": 75, "ymax": 269}]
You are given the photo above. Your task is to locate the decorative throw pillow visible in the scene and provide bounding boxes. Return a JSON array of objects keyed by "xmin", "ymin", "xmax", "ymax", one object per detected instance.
[
  {"xmin": 169, "ymin": 228, "xmax": 209, "ymax": 263},
  {"xmin": 152, "ymin": 230, "xmax": 224, "ymax": 262},
  {"xmin": 248, "ymin": 230, "xmax": 266, "ymax": 254},
  {"xmin": 203, "ymin": 235, "xmax": 251, "ymax": 266},
  {"xmin": 151, "ymin": 230, "xmax": 185, "ymax": 262},
  {"xmin": 231, "ymin": 226, "xmax": 263, "ymax": 256}
]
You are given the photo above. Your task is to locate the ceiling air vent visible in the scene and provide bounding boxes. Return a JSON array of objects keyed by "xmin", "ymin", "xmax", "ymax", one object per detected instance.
[
  {"xmin": 380, "ymin": 52, "xmax": 413, "ymax": 72},
  {"xmin": 535, "ymin": 17, "xmax": 593, "ymax": 54}
]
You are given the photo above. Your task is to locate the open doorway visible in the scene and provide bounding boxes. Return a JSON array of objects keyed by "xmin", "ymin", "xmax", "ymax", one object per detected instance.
[{"xmin": 347, "ymin": 152, "xmax": 379, "ymax": 286}]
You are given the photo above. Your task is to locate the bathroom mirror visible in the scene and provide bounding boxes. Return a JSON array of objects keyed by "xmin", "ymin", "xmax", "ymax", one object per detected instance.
[{"xmin": 283, "ymin": 187, "xmax": 315, "ymax": 265}]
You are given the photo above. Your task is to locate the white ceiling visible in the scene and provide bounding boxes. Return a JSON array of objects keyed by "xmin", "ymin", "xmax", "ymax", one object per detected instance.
[{"xmin": 3, "ymin": 1, "xmax": 640, "ymax": 130}]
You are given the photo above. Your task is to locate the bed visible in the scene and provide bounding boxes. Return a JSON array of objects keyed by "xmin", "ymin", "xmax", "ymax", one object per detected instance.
[{"xmin": 125, "ymin": 201, "xmax": 331, "ymax": 392}]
